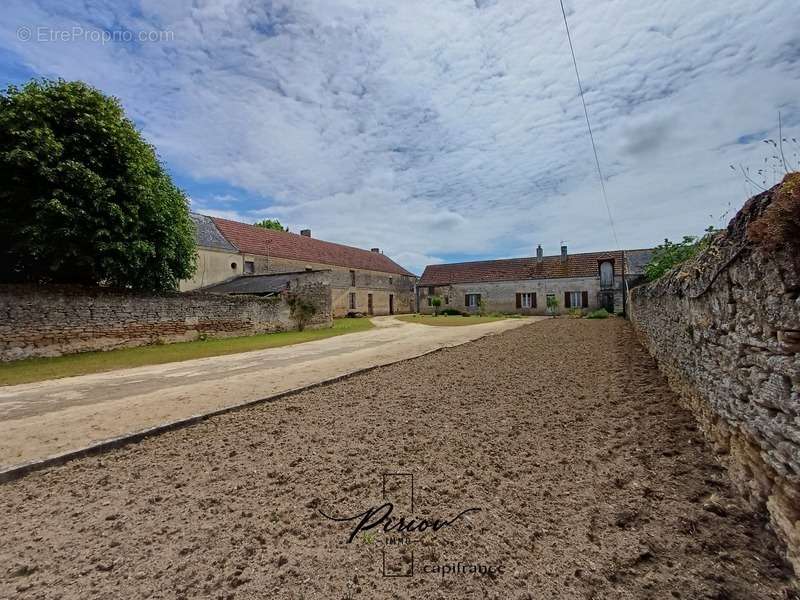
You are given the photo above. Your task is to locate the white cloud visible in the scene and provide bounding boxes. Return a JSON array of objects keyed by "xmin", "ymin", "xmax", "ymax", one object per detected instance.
[{"xmin": 2, "ymin": 0, "xmax": 799, "ymax": 270}]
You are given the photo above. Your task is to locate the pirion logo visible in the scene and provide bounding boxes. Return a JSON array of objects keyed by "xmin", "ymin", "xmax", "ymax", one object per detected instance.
[{"xmin": 318, "ymin": 472, "xmax": 493, "ymax": 578}]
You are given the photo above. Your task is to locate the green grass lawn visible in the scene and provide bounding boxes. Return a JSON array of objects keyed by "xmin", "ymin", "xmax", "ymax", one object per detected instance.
[
  {"xmin": 0, "ymin": 318, "xmax": 374, "ymax": 387},
  {"xmin": 396, "ymin": 314, "xmax": 509, "ymax": 326}
]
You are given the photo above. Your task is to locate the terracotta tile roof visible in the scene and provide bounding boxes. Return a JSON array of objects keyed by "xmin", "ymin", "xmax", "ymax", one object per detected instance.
[
  {"xmin": 418, "ymin": 250, "xmax": 626, "ymax": 285},
  {"xmin": 211, "ymin": 217, "xmax": 415, "ymax": 277}
]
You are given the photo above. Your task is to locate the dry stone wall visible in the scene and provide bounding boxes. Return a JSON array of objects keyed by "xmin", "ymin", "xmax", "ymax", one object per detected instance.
[
  {"xmin": 628, "ymin": 177, "xmax": 800, "ymax": 573},
  {"xmin": 0, "ymin": 283, "xmax": 331, "ymax": 361}
]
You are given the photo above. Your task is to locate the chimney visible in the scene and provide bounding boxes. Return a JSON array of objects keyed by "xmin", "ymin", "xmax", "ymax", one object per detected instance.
[
  {"xmin": 370, "ymin": 247, "xmax": 380, "ymax": 253},
  {"xmin": 536, "ymin": 244, "xmax": 543, "ymax": 263},
  {"xmin": 561, "ymin": 244, "xmax": 568, "ymax": 262},
  {"xmin": 300, "ymin": 229, "xmax": 311, "ymax": 237}
]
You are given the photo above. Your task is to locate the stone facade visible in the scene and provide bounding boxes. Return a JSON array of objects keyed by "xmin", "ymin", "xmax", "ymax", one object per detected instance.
[
  {"xmin": 244, "ymin": 254, "xmax": 415, "ymax": 317},
  {"xmin": 419, "ymin": 275, "xmax": 623, "ymax": 315},
  {"xmin": 179, "ymin": 214, "xmax": 417, "ymax": 316},
  {"xmin": 0, "ymin": 282, "xmax": 332, "ymax": 361},
  {"xmin": 628, "ymin": 181, "xmax": 800, "ymax": 572}
]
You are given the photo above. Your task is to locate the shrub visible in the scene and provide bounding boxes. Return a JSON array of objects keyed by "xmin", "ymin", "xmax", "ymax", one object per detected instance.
[
  {"xmin": 0, "ymin": 79, "xmax": 196, "ymax": 290},
  {"xmin": 587, "ymin": 308, "xmax": 610, "ymax": 319},
  {"xmin": 439, "ymin": 307, "xmax": 463, "ymax": 316},
  {"xmin": 546, "ymin": 295, "xmax": 559, "ymax": 316},
  {"xmin": 567, "ymin": 308, "xmax": 583, "ymax": 318},
  {"xmin": 429, "ymin": 295, "xmax": 442, "ymax": 315},
  {"xmin": 644, "ymin": 228, "xmax": 717, "ymax": 282},
  {"xmin": 286, "ymin": 291, "xmax": 318, "ymax": 331}
]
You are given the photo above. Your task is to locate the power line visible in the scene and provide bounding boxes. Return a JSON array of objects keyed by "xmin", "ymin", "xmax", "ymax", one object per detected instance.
[{"xmin": 559, "ymin": 0, "xmax": 620, "ymax": 250}]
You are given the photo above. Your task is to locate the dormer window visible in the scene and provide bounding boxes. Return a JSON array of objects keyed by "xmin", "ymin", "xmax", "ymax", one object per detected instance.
[{"xmin": 599, "ymin": 260, "xmax": 614, "ymax": 289}]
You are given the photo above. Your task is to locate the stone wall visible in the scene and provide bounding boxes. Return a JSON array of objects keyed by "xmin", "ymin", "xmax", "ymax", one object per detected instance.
[
  {"xmin": 0, "ymin": 282, "xmax": 332, "ymax": 361},
  {"xmin": 628, "ymin": 176, "xmax": 800, "ymax": 572}
]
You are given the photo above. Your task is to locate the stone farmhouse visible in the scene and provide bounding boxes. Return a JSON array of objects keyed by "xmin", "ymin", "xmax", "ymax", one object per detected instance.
[
  {"xmin": 181, "ymin": 214, "xmax": 416, "ymax": 317},
  {"xmin": 418, "ymin": 245, "xmax": 652, "ymax": 315}
]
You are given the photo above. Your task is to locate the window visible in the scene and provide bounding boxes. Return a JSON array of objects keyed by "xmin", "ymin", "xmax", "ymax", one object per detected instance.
[
  {"xmin": 599, "ymin": 260, "xmax": 614, "ymax": 288},
  {"xmin": 244, "ymin": 260, "xmax": 255, "ymax": 274},
  {"xmin": 444, "ymin": 296, "xmax": 449, "ymax": 305},
  {"xmin": 465, "ymin": 293, "xmax": 480, "ymax": 308},
  {"xmin": 565, "ymin": 291, "xmax": 589, "ymax": 309},
  {"xmin": 350, "ymin": 270, "xmax": 356, "ymax": 286},
  {"xmin": 389, "ymin": 277, "xmax": 393, "ymax": 285},
  {"xmin": 230, "ymin": 262, "xmax": 238, "ymax": 270},
  {"xmin": 516, "ymin": 292, "xmax": 536, "ymax": 309},
  {"xmin": 349, "ymin": 292, "xmax": 357, "ymax": 309}
]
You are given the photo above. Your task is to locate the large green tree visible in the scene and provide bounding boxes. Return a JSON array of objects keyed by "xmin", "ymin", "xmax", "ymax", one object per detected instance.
[{"xmin": 0, "ymin": 79, "xmax": 196, "ymax": 290}]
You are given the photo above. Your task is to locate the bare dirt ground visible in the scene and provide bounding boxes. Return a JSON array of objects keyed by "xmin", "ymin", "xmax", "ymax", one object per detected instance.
[{"xmin": 0, "ymin": 318, "xmax": 795, "ymax": 599}]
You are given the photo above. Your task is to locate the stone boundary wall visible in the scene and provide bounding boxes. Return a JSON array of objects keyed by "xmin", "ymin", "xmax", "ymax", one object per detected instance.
[
  {"xmin": 628, "ymin": 177, "xmax": 800, "ymax": 573},
  {"xmin": 0, "ymin": 283, "xmax": 332, "ymax": 361}
]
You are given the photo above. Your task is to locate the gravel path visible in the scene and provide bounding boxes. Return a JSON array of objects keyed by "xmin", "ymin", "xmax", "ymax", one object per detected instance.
[
  {"xmin": 1, "ymin": 318, "xmax": 794, "ymax": 599},
  {"xmin": 0, "ymin": 316, "xmax": 539, "ymax": 469}
]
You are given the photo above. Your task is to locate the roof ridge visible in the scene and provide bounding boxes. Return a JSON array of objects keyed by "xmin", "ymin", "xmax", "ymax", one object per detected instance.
[
  {"xmin": 419, "ymin": 248, "xmax": 631, "ymax": 286},
  {"xmin": 423, "ymin": 249, "xmax": 625, "ymax": 269},
  {"xmin": 213, "ymin": 216, "xmax": 386, "ymax": 256},
  {"xmin": 208, "ymin": 215, "xmax": 415, "ymax": 277}
]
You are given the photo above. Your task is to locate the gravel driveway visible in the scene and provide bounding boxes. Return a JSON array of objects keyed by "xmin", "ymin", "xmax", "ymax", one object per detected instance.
[
  {"xmin": 0, "ymin": 315, "xmax": 540, "ymax": 469},
  {"xmin": 0, "ymin": 318, "xmax": 794, "ymax": 599}
]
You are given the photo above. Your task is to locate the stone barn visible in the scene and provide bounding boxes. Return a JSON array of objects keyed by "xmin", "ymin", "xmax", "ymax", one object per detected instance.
[{"xmin": 181, "ymin": 214, "xmax": 417, "ymax": 317}]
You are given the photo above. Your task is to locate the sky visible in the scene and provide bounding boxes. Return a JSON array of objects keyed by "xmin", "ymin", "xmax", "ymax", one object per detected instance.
[{"xmin": 1, "ymin": 0, "xmax": 798, "ymax": 274}]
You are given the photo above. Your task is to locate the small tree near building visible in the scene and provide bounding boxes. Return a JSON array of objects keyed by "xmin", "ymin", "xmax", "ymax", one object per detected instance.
[
  {"xmin": 477, "ymin": 297, "xmax": 487, "ymax": 316},
  {"xmin": 286, "ymin": 291, "xmax": 318, "ymax": 331},
  {"xmin": 546, "ymin": 295, "xmax": 559, "ymax": 317},
  {"xmin": 430, "ymin": 295, "xmax": 442, "ymax": 316}
]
